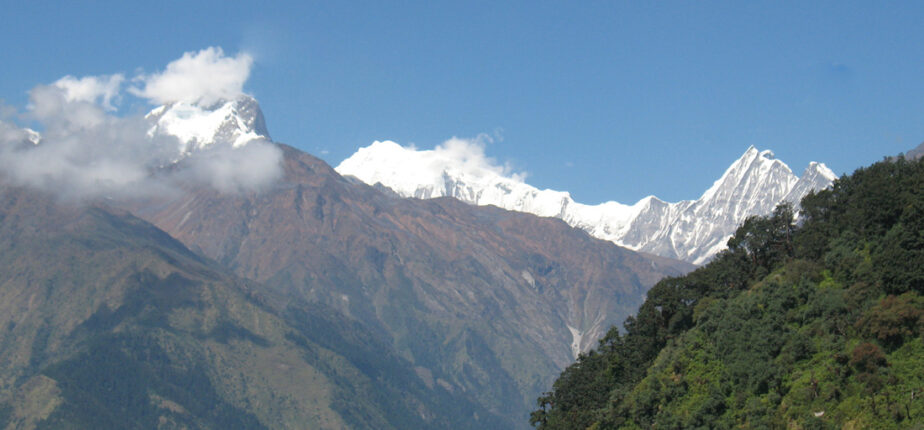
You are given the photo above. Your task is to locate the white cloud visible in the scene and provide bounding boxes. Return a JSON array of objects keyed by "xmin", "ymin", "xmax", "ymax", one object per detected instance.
[
  {"xmin": 1, "ymin": 86, "xmax": 177, "ymax": 200},
  {"xmin": 28, "ymin": 83, "xmax": 109, "ymax": 132},
  {"xmin": 53, "ymin": 74, "xmax": 124, "ymax": 111},
  {"xmin": 130, "ymin": 47, "xmax": 253, "ymax": 106},
  {"xmin": 0, "ymin": 48, "xmax": 282, "ymax": 201},
  {"xmin": 335, "ymin": 134, "xmax": 527, "ymax": 199},
  {"xmin": 434, "ymin": 134, "xmax": 526, "ymax": 182},
  {"xmin": 181, "ymin": 139, "xmax": 283, "ymax": 194},
  {"xmin": 0, "ymin": 120, "xmax": 34, "ymax": 146}
]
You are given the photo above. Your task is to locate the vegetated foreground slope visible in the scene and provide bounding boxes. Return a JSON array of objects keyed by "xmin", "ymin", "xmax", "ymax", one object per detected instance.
[
  {"xmin": 0, "ymin": 184, "xmax": 506, "ymax": 430},
  {"xmin": 531, "ymin": 156, "xmax": 924, "ymax": 429},
  {"xmin": 127, "ymin": 143, "xmax": 693, "ymax": 427}
]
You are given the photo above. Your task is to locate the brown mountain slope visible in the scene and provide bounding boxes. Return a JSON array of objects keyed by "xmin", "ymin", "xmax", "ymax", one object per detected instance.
[
  {"xmin": 127, "ymin": 144, "xmax": 693, "ymax": 424},
  {"xmin": 0, "ymin": 184, "xmax": 505, "ymax": 429}
]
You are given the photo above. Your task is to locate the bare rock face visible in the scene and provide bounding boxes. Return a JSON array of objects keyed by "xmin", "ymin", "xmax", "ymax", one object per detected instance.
[{"xmin": 127, "ymin": 143, "xmax": 692, "ymax": 425}]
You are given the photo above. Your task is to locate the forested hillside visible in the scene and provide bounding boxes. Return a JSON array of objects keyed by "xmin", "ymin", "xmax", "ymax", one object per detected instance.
[{"xmin": 530, "ymin": 156, "xmax": 924, "ymax": 429}]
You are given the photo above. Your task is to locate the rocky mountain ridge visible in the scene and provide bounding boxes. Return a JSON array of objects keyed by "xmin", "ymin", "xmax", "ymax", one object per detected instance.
[{"xmin": 336, "ymin": 141, "xmax": 836, "ymax": 264}]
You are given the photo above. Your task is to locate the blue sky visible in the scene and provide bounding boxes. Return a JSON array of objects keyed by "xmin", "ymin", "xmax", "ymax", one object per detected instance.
[{"xmin": 2, "ymin": 1, "xmax": 922, "ymax": 204}]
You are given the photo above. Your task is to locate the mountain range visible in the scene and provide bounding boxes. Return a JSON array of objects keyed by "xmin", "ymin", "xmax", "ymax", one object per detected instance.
[
  {"xmin": 0, "ymin": 96, "xmax": 692, "ymax": 429},
  {"xmin": 122, "ymin": 141, "xmax": 691, "ymax": 427},
  {"xmin": 336, "ymin": 141, "xmax": 837, "ymax": 264}
]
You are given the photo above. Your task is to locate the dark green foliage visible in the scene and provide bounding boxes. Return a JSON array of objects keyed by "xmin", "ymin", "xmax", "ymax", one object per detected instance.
[
  {"xmin": 727, "ymin": 203, "xmax": 796, "ymax": 276},
  {"xmin": 530, "ymin": 347, "xmax": 621, "ymax": 429},
  {"xmin": 874, "ymin": 202, "xmax": 924, "ymax": 294},
  {"xmin": 533, "ymin": 157, "xmax": 924, "ymax": 428}
]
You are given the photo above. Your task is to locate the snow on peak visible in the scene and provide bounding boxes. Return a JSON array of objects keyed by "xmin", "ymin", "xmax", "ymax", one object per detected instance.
[
  {"xmin": 146, "ymin": 95, "xmax": 270, "ymax": 154},
  {"xmin": 782, "ymin": 161, "xmax": 838, "ymax": 206},
  {"xmin": 698, "ymin": 145, "xmax": 793, "ymax": 206},
  {"xmin": 807, "ymin": 162, "xmax": 837, "ymax": 181},
  {"xmin": 337, "ymin": 138, "xmax": 586, "ymax": 219},
  {"xmin": 337, "ymin": 142, "xmax": 836, "ymax": 265},
  {"xmin": 337, "ymin": 139, "xmax": 518, "ymax": 198}
]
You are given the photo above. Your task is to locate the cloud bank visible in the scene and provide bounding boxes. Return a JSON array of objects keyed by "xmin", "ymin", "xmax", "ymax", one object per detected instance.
[
  {"xmin": 130, "ymin": 47, "xmax": 254, "ymax": 106},
  {"xmin": 53, "ymin": 74, "xmax": 125, "ymax": 111},
  {"xmin": 0, "ymin": 47, "xmax": 282, "ymax": 201}
]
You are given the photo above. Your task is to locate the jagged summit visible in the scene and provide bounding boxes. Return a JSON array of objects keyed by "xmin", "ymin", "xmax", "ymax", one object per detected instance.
[
  {"xmin": 784, "ymin": 162, "xmax": 838, "ymax": 205},
  {"xmin": 146, "ymin": 95, "xmax": 270, "ymax": 153},
  {"xmin": 336, "ymin": 143, "xmax": 836, "ymax": 264},
  {"xmin": 651, "ymin": 145, "xmax": 809, "ymax": 264}
]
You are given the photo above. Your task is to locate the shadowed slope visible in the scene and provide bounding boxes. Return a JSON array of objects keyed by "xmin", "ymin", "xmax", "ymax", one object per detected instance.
[{"xmin": 0, "ymin": 184, "xmax": 504, "ymax": 429}]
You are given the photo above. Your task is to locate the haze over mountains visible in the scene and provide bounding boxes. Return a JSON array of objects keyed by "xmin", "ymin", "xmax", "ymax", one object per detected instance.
[{"xmin": 337, "ymin": 141, "xmax": 836, "ymax": 265}]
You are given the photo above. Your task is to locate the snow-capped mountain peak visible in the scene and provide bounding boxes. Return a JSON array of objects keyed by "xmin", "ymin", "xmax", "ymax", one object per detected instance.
[
  {"xmin": 806, "ymin": 161, "xmax": 837, "ymax": 182},
  {"xmin": 146, "ymin": 95, "xmax": 270, "ymax": 153},
  {"xmin": 336, "ymin": 142, "xmax": 836, "ymax": 264},
  {"xmin": 783, "ymin": 161, "xmax": 837, "ymax": 205}
]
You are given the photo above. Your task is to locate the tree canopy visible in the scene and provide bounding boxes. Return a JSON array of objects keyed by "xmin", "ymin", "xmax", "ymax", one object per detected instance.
[{"xmin": 531, "ymin": 156, "xmax": 924, "ymax": 429}]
